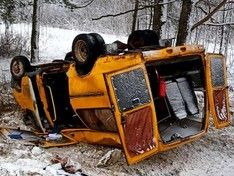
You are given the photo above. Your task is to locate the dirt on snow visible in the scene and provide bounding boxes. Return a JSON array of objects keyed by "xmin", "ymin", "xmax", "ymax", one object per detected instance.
[{"xmin": 0, "ymin": 92, "xmax": 233, "ymax": 176}]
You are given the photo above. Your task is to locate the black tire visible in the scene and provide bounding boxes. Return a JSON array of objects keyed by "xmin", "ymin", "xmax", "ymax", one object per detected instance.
[
  {"xmin": 64, "ymin": 51, "xmax": 74, "ymax": 61},
  {"xmin": 89, "ymin": 33, "xmax": 105, "ymax": 56},
  {"xmin": 127, "ymin": 30, "xmax": 159, "ymax": 50},
  {"xmin": 72, "ymin": 33, "xmax": 105, "ymax": 75},
  {"xmin": 10, "ymin": 56, "xmax": 31, "ymax": 80},
  {"xmin": 52, "ymin": 60, "xmax": 63, "ymax": 63},
  {"xmin": 143, "ymin": 29, "xmax": 159, "ymax": 46},
  {"xmin": 72, "ymin": 34, "xmax": 96, "ymax": 65}
]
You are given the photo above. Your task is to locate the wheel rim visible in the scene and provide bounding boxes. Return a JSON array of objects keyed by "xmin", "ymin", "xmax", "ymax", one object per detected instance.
[
  {"xmin": 11, "ymin": 60, "xmax": 24, "ymax": 77},
  {"xmin": 74, "ymin": 40, "xmax": 88, "ymax": 63}
]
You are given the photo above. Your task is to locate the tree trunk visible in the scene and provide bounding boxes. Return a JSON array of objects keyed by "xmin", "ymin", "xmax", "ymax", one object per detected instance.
[
  {"xmin": 4, "ymin": 21, "xmax": 10, "ymax": 35},
  {"xmin": 219, "ymin": 26, "xmax": 224, "ymax": 54},
  {"xmin": 176, "ymin": 0, "xmax": 192, "ymax": 46},
  {"xmin": 224, "ymin": 27, "xmax": 230, "ymax": 57},
  {"xmin": 162, "ymin": 0, "xmax": 168, "ymax": 39},
  {"xmin": 31, "ymin": 0, "xmax": 41, "ymax": 63},
  {"xmin": 219, "ymin": 4, "xmax": 226, "ymax": 54},
  {"xmin": 132, "ymin": 0, "xmax": 139, "ymax": 32},
  {"xmin": 152, "ymin": 0, "xmax": 163, "ymax": 38},
  {"xmin": 148, "ymin": 5, "xmax": 153, "ymax": 29},
  {"xmin": 213, "ymin": 27, "xmax": 218, "ymax": 53}
]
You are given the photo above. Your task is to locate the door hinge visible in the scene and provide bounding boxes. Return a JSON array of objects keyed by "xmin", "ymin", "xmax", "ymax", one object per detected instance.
[
  {"xmin": 111, "ymin": 104, "xmax": 115, "ymax": 112},
  {"xmin": 121, "ymin": 115, "xmax": 126, "ymax": 125}
]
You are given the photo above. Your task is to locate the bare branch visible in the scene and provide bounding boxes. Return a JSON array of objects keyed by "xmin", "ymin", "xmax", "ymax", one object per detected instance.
[
  {"xmin": 92, "ymin": 0, "xmax": 178, "ymax": 21},
  {"xmin": 195, "ymin": 0, "xmax": 216, "ymax": 7},
  {"xmin": 219, "ymin": 7, "xmax": 234, "ymax": 11},
  {"xmin": 158, "ymin": 0, "xmax": 178, "ymax": 5},
  {"xmin": 191, "ymin": 0, "xmax": 228, "ymax": 31},
  {"xmin": 196, "ymin": 5, "xmax": 234, "ymax": 29},
  {"xmin": 168, "ymin": 14, "xmax": 179, "ymax": 22},
  {"xmin": 194, "ymin": 0, "xmax": 203, "ymax": 5},
  {"xmin": 195, "ymin": 5, "xmax": 216, "ymax": 22},
  {"xmin": 204, "ymin": 22, "xmax": 234, "ymax": 26},
  {"xmin": 62, "ymin": 0, "xmax": 95, "ymax": 9},
  {"xmin": 92, "ymin": 8, "xmax": 136, "ymax": 20}
]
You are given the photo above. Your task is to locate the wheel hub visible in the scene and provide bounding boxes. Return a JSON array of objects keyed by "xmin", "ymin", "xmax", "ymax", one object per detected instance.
[
  {"xmin": 12, "ymin": 61, "xmax": 24, "ymax": 76},
  {"xmin": 74, "ymin": 40, "xmax": 88, "ymax": 63}
]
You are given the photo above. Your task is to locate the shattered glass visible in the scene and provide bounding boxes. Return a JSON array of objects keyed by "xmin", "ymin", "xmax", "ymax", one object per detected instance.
[
  {"xmin": 112, "ymin": 68, "xmax": 151, "ymax": 112},
  {"xmin": 211, "ymin": 58, "xmax": 225, "ymax": 87}
]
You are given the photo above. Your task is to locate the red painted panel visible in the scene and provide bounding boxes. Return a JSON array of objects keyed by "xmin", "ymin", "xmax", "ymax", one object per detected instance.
[
  {"xmin": 213, "ymin": 90, "xmax": 228, "ymax": 122},
  {"xmin": 123, "ymin": 107, "xmax": 155, "ymax": 156}
]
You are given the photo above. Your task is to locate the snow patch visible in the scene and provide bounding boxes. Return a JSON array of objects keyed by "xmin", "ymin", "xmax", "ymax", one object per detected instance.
[{"xmin": 0, "ymin": 23, "xmax": 127, "ymax": 61}]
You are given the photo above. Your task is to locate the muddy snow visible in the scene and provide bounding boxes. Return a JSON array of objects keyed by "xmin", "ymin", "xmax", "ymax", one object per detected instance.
[{"xmin": 0, "ymin": 92, "xmax": 233, "ymax": 176}]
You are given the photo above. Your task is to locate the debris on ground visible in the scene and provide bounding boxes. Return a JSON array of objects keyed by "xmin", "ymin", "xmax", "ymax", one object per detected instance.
[
  {"xmin": 31, "ymin": 146, "xmax": 44, "ymax": 156},
  {"xmin": 0, "ymin": 92, "xmax": 233, "ymax": 175},
  {"xmin": 46, "ymin": 133, "xmax": 63, "ymax": 141},
  {"xmin": 49, "ymin": 155, "xmax": 81, "ymax": 174},
  {"xmin": 97, "ymin": 149, "xmax": 122, "ymax": 167}
]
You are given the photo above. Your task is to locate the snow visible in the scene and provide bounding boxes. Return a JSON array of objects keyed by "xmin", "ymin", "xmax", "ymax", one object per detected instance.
[
  {"xmin": 0, "ymin": 59, "xmax": 11, "ymax": 82},
  {"xmin": 0, "ymin": 24, "xmax": 234, "ymax": 175},
  {"xmin": 39, "ymin": 26, "xmax": 127, "ymax": 60},
  {"xmin": 0, "ymin": 23, "xmax": 127, "ymax": 61},
  {"xmin": 0, "ymin": 23, "xmax": 127, "ymax": 82},
  {"xmin": 0, "ymin": 123, "xmax": 233, "ymax": 175}
]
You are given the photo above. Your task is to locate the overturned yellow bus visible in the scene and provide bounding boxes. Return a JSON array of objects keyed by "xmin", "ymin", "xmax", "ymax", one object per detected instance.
[{"xmin": 10, "ymin": 30, "xmax": 231, "ymax": 164}]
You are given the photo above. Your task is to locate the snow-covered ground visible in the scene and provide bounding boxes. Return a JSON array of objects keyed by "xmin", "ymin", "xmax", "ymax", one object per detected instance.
[
  {"xmin": 0, "ymin": 110, "xmax": 233, "ymax": 176},
  {"xmin": 0, "ymin": 24, "xmax": 234, "ymax": 176},
  {"xmin": 0, "ymin": 23, "xmax": 127, "ymax": 82},
  {"xmin": 0, "ymin": 23, "xmax": 127, "ymax": 61}
]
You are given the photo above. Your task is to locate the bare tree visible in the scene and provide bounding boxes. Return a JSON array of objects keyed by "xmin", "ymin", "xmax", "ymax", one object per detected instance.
[
  {"xmin": 176, "ymin": 0, "xmax": 192, "ymax": 46},
  {"xmin": 219, "ymin": 7, "xmax": 226, "ymax": 53},
  {"xmin": 132, "ymin": 0, "xmax": 139, "ymax": 32},
  {"xmin": 153, "ymin": 0, "xmax": 163, "ymax": 37},
  {"xmin": 92, "ymin": 0, "xmax": 178, "ymax": 21},
  {"xmin": 31, "ymin": 0, "xmax": 41, "ymax": 63},
  {"xmin": 190, "ymin": 0, "xmax": 228, "ymax": 31},
  {"xmin": 62, "ymin": 0, "xmax": 95, "ymax": 9}
]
